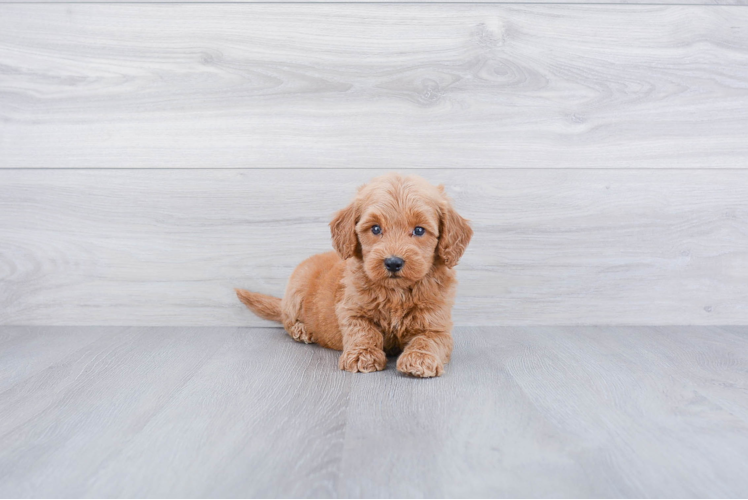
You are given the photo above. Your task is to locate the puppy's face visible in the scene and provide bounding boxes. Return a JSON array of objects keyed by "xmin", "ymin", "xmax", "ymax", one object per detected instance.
[
  {"xmin": 356, "ymin": 196, "xmax": 440, "ymax": 286},
  {"xmin": 330, "ymin": 173, "xmax": 473, "ymax": 288}
]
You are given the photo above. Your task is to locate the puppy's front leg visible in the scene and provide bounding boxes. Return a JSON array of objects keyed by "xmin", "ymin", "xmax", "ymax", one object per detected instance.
[
  {"xmin": 397, "ymin": 331, "xmax": 453, "ymax": 378},
  {"xmin": 338, "ymin": 317, "xmax": 387, "ymax": 373}
]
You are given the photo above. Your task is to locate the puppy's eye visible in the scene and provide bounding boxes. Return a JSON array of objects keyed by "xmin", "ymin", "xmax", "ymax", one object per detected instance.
[
  {"xmin": 371, "ymin": 225, "xmax": 382, "ymax": 235},
  {"xmin": 413, "ymin": 226, "xmax": 426, "ymax": 237}
]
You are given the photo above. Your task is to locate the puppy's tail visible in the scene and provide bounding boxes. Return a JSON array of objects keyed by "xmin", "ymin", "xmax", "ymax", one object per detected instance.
[{"xmin": 235, "ymin": 288, "xmax": 282, "ymax": 323}]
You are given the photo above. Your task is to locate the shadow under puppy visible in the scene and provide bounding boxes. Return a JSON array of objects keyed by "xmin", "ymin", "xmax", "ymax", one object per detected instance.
[{"xmin": 236, "ymin": 173, "xmax": 472, "ymax": 377}]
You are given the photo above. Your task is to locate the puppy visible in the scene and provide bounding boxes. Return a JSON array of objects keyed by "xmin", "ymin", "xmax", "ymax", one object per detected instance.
[{"xmin": 235, "ymin": 173, "xmax": 472, "ymax": 377}]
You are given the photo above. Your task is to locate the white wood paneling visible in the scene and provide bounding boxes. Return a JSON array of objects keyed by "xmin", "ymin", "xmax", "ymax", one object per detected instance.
[
  {"xmin": 1, "ymin": 169, "xmax": 747, "ymax": 326},
  {"xmin": 1, "ymin": 5, "xmax": 747, "ymax": 169},
  {"xmin": 5, "ymin": 0, "xmax": 748, "ymax": 4}
]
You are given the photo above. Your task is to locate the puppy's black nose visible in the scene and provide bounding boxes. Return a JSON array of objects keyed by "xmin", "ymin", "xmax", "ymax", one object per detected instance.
[{"xmin": 384, "ymin": 256, "xmax": 405, "ymax": 273}]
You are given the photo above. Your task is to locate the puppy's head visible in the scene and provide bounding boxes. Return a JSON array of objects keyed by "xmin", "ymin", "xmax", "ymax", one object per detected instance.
[{"xmin": 330, "ymin": 173, "xmax": 472, "ymax": 287}]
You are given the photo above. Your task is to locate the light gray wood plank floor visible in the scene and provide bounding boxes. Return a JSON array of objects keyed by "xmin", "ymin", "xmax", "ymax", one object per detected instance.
[{"xmin": 1, "ymin": 326, "xmax": 747, "ymax": 498}]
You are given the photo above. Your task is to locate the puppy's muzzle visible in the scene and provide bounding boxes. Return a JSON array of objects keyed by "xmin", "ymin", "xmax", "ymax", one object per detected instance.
[{"xmin": 384, "ymin": 256, "xmax": 405, "ymax": 273}]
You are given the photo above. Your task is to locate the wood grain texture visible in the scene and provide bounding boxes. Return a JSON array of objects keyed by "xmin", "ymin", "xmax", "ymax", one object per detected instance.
[
  {"xmin": 0, "ymin": 325, "xmax": 111, "ymax": 393},
  {"xmin": 340, "ymin": 326, "xmax": 748, "ymax": 498},
  {"xmin": 1, "ymin": 4, "xmax": 747, "ymax": 169},
  {"xmin": 1, "ymin": 168, "xmax": 747, "ymax": 326},
  {"xmin": 1, "ymin": 326, "xmax": 747, "ymax": 497},
  {"xmin": 0, "ymin": 326, "xmax": 350, "ymax": 498},
  {"xmin": 5, "ymin": 0, "xmax": 748, "ymax": 4}
]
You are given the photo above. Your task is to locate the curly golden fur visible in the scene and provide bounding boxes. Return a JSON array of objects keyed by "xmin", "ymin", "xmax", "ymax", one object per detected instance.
[{"xmin": 236, "ymin": 173, "xmax": 473, "ymax": 377}]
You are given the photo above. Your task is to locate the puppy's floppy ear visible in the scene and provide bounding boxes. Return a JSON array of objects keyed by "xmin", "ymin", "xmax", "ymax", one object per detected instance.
[
  {"xmin": 330, "ymin": 200, "xmax": 360, "ymax": 260},
  {"xmin": 437, "ymin": 194, "xmax": 473, "ymax": 268}
]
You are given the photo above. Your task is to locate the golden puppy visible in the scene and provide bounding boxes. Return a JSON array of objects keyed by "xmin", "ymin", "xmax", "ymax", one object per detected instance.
[{"xmin": 235, "ymin": 173, "xmax": 472, "ymax": 377}]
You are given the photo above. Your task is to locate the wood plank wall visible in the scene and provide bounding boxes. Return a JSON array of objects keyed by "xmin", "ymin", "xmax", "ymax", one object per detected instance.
[{"xmin": 1, "ymin": 2, "xmax": 747, "ymax": 326}]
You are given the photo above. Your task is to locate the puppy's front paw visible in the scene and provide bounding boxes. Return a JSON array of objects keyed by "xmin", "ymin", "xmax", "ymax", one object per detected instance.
[
  {"xmin": 397, "ymin": 350, "xmax": 444, "ymax": 378},
  {"xmin": 339, "ymin": 346, "xmax": 387, "ymax": 373}
]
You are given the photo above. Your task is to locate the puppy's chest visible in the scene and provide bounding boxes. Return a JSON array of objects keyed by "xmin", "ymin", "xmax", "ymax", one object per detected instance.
[{"xmin": 369, "ymin": 296, "xmax": 418, "ymax": 342}]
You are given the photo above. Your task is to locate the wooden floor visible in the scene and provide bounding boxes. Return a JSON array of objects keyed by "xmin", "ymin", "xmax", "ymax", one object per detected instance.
[{"xmin": 1, "ymin": 326, "xmax": 747, "ymax": 498}]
